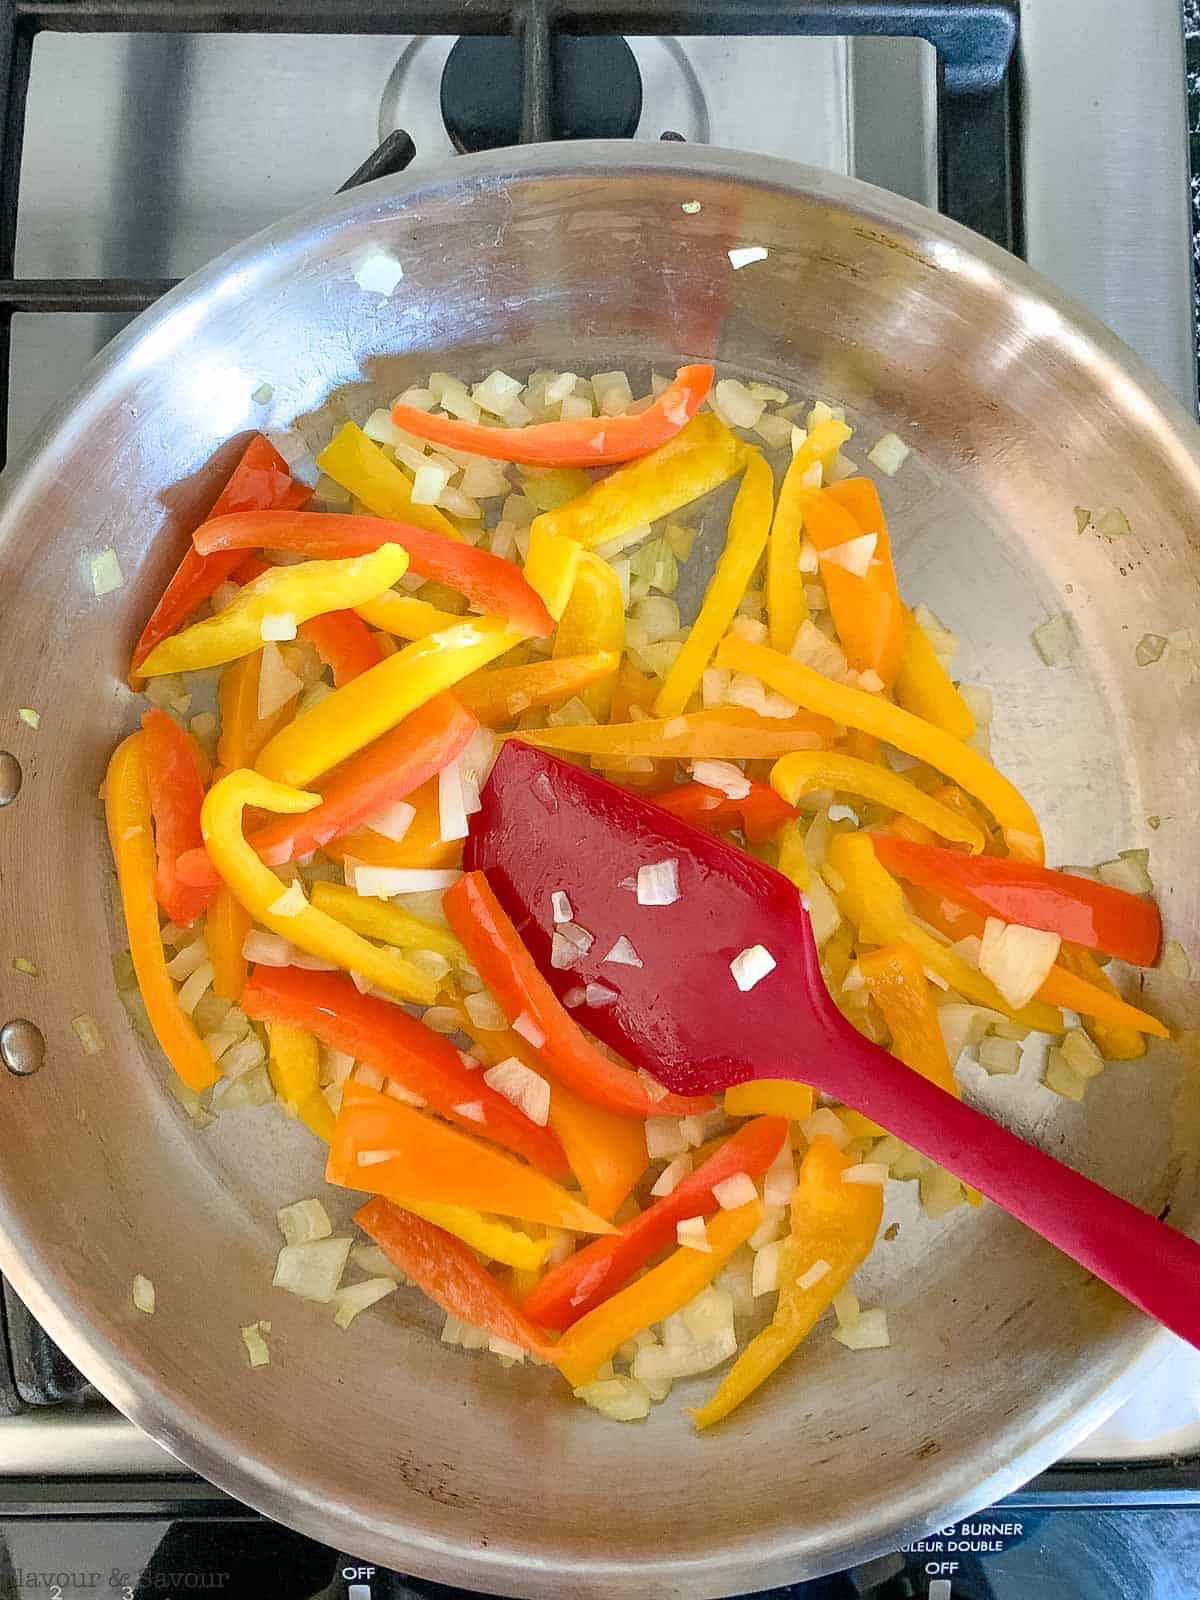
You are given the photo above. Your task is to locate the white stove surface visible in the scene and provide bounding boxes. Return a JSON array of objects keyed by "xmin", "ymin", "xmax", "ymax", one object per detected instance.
[{"xmin": 2, "ymin": 0, "xmax": 1196, "ymax": 1475}]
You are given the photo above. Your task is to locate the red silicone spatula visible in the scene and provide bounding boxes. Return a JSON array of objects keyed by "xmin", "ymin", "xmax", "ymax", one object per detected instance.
[{"xmin": 466, "ymin": 741, "xmax": 1200, "ymax": 1348}]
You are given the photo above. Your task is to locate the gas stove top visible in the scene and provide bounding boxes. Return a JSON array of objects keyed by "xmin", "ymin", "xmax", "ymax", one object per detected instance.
[{"xmin": 0, "ymin": 1, "xmax": 1197, "ymax": 1595}]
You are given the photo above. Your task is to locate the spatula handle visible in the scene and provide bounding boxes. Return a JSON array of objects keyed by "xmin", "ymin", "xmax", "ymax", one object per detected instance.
[{"xmin": 816, "ymin": 1033, "xmax": 1200, "ymax": 1347}]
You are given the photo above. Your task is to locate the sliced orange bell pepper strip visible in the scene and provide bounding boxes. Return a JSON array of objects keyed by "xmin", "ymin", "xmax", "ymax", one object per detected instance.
[
  {"xmin": 256, "ymin": 617, "xmax": 520, "ymax": 788},
  {"xmin": 355, "ymin": 1197, "xmax": 556, "ymax": 1357},
  {"xmin": 812, "ymin": 477, "xmax": 905, "ymax": 689},
  {"xmin": 766, "ymin": 419, "xmax": 853, "ymax": 653},
  {"xmin": 178, "ymin": 693, "xmax": 476, "ymax": 890},
  {"xmin": 195, "ymin": 511, "xmax": 553, "ymax": 639},
  {"xmin": 315, "ymin": 422, "xmax": 461, "ymax": 541},
  {"xmin": 266, "ymin": 1022, "xmax": 335, "ymax": 1142},
  {"xmin": 460, "ymin": 1019, "xmax": 647, "ymax": 1221},
  {"xmin": 130, "ymin": 434, "xmax": 311, "ymax": 675},
  {"xmin": 717, "ymin": 635, "xmax": 1044, "ymax": 861},
  {"xmin": 207, "ymin": 885, "xmax": 251, "ymax": 1003},
  {"xmin": 319, "ymin": 774, "xmax": 461, "ymax": 872},
  {"xmin": 353, "ymin": 589, "xmax": 471, "ymax": 641},
  {"xmin": 200, "ymin": 768, "xmax": 438, "ymax": 1004},
  {"xmin": 243, "ymin": 966, "xmax": 567, "ymax": 1174},
  {"xmin": 513, "ymin": 705, "xmax": 834, "ymax": 762},
  {"xmin": 770, "ymin": 750, "xmax": 985, "ymax": 852},
  {"xmin": 140, "ymin": 708, "xmax": 212, "ymax": 926},
  {"xmin": 858, "ymin": 942, "xmax": 959, "ymax": 1097},
  {"xmin": 1055, "ymin": 944, "xmax": 1150, "ymax": 1060},
  {"xmin": 455, "ymin": 651, "xmax": 619, "ymax": 728},
  {"xmin": 298, "ymin": 610, "xmax": 382, "ymax": 685},
  {"xmin": 553, "ymin": 550, "xmax": 624, "ymax": 720},
  {"xmin": 138, "ymin": 546, "xmax": 410, "ymax": 677},
  {"xmin": 827, "ymin": 832, "xmax": 1062, "ymax": 1032},
  {"xmin": 526, "ymin": 1118, "xmax": 786, "ymax": 1329},
  {"xmin": 443, "ymin": 870, "xmax": 713, "ymax": 1119},
  {"xmin": 893, "ymin": 606, "xmax": 976, "ymax": 740},
  {"xmin": 104, "ymin": 733, "xmax": 218, "ymax": 1092},
  {"xmin": 553, "ymin": 1201, "xmax": 762, "ymax": 1388},
  {"xmin": 691, "ymin": 1137, "xmax": 881, "ymax": 1428},
  {"xmin": 654, "ymin": 448, "xmax": 774, "ymax": 718},
  {"xmin": 390, "ymin": 363, "xmax": 714, "ymax": 468},
  {"xmin": 328, "ymin": 1081, "xmax": 612, "ymax": 1234},
  {"xmin": 529, "ymin": 410, "xmax": 744, "ymax": 551},
  {"xmin": 215, "ymin": 648, "xmax": 297, "ymax": 776}
]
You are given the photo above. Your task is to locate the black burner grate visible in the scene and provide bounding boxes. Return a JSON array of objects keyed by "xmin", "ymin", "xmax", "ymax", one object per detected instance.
[{"xmin": 0, "ymin": 0, "xmax": 1019, "ymax": 1409}]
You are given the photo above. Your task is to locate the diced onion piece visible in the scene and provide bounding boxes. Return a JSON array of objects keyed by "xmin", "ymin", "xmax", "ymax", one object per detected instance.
[
  {"xmin": 454, "ymin": 1100, "xmax": 486, "ymax": 1123},
  {"xmin": 650, "ymin": 1154, "xmax": 693, "ymax": 1197},
  {"xmin": 1061, "ymin": 1028, "xmax": 1104, "ymax": 1079},
  {"xmin": 91, "ymin": 547, "xmax": 125, "ymax": 596},
  {"xmin": 483, "ymin": 1057, "xmax": 551, "ymax": 1126},
  {"xmin": 713, "ymin": 378, "xmax": 766, "ymax": 429},
  {"xmin": 574, "ymin": 1376, "xmax": 652, "ymax": 1421},
  {"xmin": 691, "ymin": 758, "xmax": 751, "ymax": 800},
  {"xmin": 472, "ymin": 368, "xmax": 523, "ymax": 416},
  {"xmin": 866, "ymin": 432, "xmax": 910, "ymax": 476},
  {"xmin": 1136, "ymin": 633, "xmax": 1167, "ymax": 667},
  {"xmin": 749, "ymin": 1208, "xmax": 784, "ymax": 1249},
  {"xmin": 636, "ymin": 1068, "xmax": 669, "ymax": 1103},
  {"xmin": 637, "ymin": 859, "xmax": 680, "ymax": 906},
  {"xmin": 978, "ymin": 918, "xmax": 1060, "ymax": 1009},
  {"xmin": 357, "ymin": 1148, "xmax": 400, "ymax": 1167},
  {"xmin": 797, "ymin": 1258, "xmax": 831, "ymax": 1291},
  {"xmin": 585, "ymin": 981, "xmax": 619, "ymax": 1008},
  {"xmin": 272, "ymin": 1236, "xmax": 352, "ymax": 1303},
  {"xmin": 132, "ymin": 1273, "xmax": 156, "ymax": 1314},
  {"xmin": 332, "ymin": 1276, "xmax": 397, "ymax": 1330},
  {"xmin": 802, "ymin": 1108, "xmax": 850, "ymax": 1148},
  {"xmin": 18, "ymin": 707, "xmax": 39, "ymax": 729},
  {"xmin": 1097, "ymin": 853, "xmax": 1153, "ymax": 895},
  {"xmin": 857, "ymin": 669, "xmax": 884, "ymax": 694},
  {"xmin": 1032, "ymin": 613, "xmax": 1073, "ymax": 666},
  {"xmin": 676, "ymin": 1215, "xmax": 711, "ymax": 1253},
  {"xmin": 728, "ymin": 245, "xmax": 768, "ymax": 269},
  {"xmin": 421, "ymin": 1007, "xmax": 459, "ymax": 1035},
  {"xmin": 762, "ymin": 1146, "xmax": 797, "ymax": 1208},
  {"xmin": 977, "ymin": 1035, "xmax": 1023, "ymax": 1076},
  {"xmin": 751, "ymin": 1240, "xmax": 783, "ymax": 1297},
  {"xmin": 603, "ymin": 935, "xmax": 643, "ymax": 968},
  {"xmin": 268, "ymin": 880, "xmax": 307, "ymax": 917},
  {"xmin": 551, "ymin": 932, "xmax": 583, "ymax": 970},
  {"xmin": 176, "ymin": 961, "xmax": 215, "ymax": 1016},
  {"xmin": 463, "ymin": 990, "xmax": 507, "ymax": 1030},
  {"xmin": 730, "ymin": 944, "xmax": 776, "ymax": 992},
  {"xmin": 1161, "ymin": 939, "xmax": 1192, "ymax": 978},
  {"xmin": 562, "ymin": 985, "xmax": 587, "ymax": 1007},
  {"xmin": 841, "ymin": 1162, "xmax": 888, "ymax": 1186},
  {"xmin": 411, "ymin": 461, "xmax": 452, "ymax": 505},
  {"xmin": 512, "ymin": 1010, "xmax": 546, "ymax": 1047},
  {"xmin": 646, "ymin": 1116, "xmax": 689, "ymax": 1160},
  {"xmin": 438, "ymin": 756, "xmax": 471, "ymax": 843},
  {"xmin": 12, "ymin": 957, "xmax": 37, "ymax": 976},
  {"xmin": 1096, "ymin": 506, "xmax": 1131, "ymax": 538},
  {"xmin": 832, "ymin": 1289, "xmax": 860, "ymax": 1328},
  {"xmin": 818, "ymin": 532, "xmax": 877, "ymax": 578},
  {"xmin": 550, "ymin": 890, "xmax": 573, "ymax": 924},
  {"xmin": 72, "ymin": 1012, "xmax": 106, "ymax": 1054},
  {"xmin": 712, "ymin": 1172, "xmax": 758, "ymax": 1210},
  {"xmin": 257, "ymin": 641, "xmax": 303, "ymax": 721},
  {"xmin": 241, "ymin": 930, "xmax": 293, "ymax": 967},
  {"xmin": 353, "ymin": 866, "xmax": 461, "ymax": 897},
  {"xmin": 241, "ymin": 1321, "xmax": 271, "ymax": 1367},
  {"xmin": 1043, "ymin": 1047, "xmax": 1088, "ymax": 1102},
  {"xmin": 833, "ymin": 1307, "xmax": 891, "ymax": 1349},
  {"xmin": 166, "ymin": 938, "xmax": 211, "ymax": 981},
  {"xmin": 277, "ymin": 1198, "xmax": 333, "ymax": 1247},
  {"xmin": 260, "ymin": 611, "xmax": 297, "ymax": 642},
  {"xmin": 363, "ymin": 800, "xmax": 416, "ymax": 844}
]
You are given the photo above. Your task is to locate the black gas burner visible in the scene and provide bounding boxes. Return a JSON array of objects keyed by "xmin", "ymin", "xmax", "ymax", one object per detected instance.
[{"xmin": 441, "ymin": 35, "xmax": 643, "ymax": 153}]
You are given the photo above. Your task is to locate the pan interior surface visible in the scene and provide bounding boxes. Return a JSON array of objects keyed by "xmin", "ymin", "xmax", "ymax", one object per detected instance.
[{"xmin": 0, "ymin": 146, "xmax": 1196, "ymax": 1598}]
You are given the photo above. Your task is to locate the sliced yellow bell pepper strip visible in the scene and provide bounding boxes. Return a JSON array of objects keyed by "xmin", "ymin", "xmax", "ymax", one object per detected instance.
[
  {"xmin": 529, "ymin": 410, "xmax": 745, "ymax": 551},
  {"xmin": 455, "ymin": 650, "xmax": 620, "ymax": 727},
  {"xmin": 512, "ymin": 705, "xmax": 833, "ymax": 761},
  {"xmin": 654, "ymin": 449, "xmax": 774, "ymax": 718},
  {"xmin": 315, "ymin": 421, "xmax": 462, "ymax": 540},
  {"xmin": 266, "ymin": 1022, "xmax": 335, "ymax": 1141},
  {"xmin": 523, "ymin": 525, "xmax": 582, "ymax": 621},
  {"xmin": 725, "ymin": 1080, "xmax": 815, "ymax": 1122},
  {"xmin": 767, "ymin": 419, "xmax": 852, "ymax": 653},
  {"xmin": 553, "ymin": 551, "xmax": 625, "ymax": 720},
  {"xmin": 691, "ymin": 1137, "xmax": 881, "ymax": 1428},
  {"xmin": 770, "ymin": 750, "xmax": 985, "ymax": 852},
  {"xmin": 138, "ymin": 546, "xmax": 410, "ymax": 676},
  {"xmin": 717, "ymin": 635, "xmax": 1044, "ymax": 861},
  {"xmin": 894, "ymin": 606, "xmax": 976, "ymax": 740},
  {"xmin": 827, "ymin": 832, "xmax": 1062, "ymax": 1032},
  {"xmin": 215, "ymin": 649, "xmax": 296, "ymax": 776},
  {"xmin": 399, "ymin": 1200, "xmax": 550, "ymax": 1272},
  {"xmin": 553, "ymin": 1201, "xmax": 762, "ymax": 1388},
  {"xmin": 208, "ymin": 884, "xmax": 251, "ymax": 1002},
  {"xmin": 256, "ymin": 617, "xmax": 520, "ymax": 787},
  {"xmin": 776, "ymin": 818, "xmax": 810, "ymax": 891},
  {"xmin": 309, "ymin": 880, "xmax": 468, "ymax": 968},
  {"xmin": 200, "ymin": 768, "xmax": 438, "ymax": 1004},
  {"xmin": 857, "ymin": 942, "xmax": 959, "ymax": 1098},
  {"xmin": 355, "ymin": 590, "xmax": 474, "ymax": 640},
  {"xmin": 104, "ymin": 733, "xmax": 218, "ymax": 1092},
  {"xmin": 1053, "ymin": 945, "xmax": 1148, "ymax": 1061}
]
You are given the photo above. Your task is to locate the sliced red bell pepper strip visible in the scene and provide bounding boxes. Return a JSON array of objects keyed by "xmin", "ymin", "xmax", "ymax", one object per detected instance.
[
  {"xmin": 647, "ymin": 779, "xmax": 798, "ymax": 845},
  {"xmin": 298, "ymin": 609, "xmax": 383, "ymax": 685},
  {"xmin": 523, "ymin": 1116, "xmax": 788, "ymax": 1329},
  {"xmin": 354, "ymin": 1197, "xmax": 556, "ymax": 1358},
  {"xmin": 139, "ymin": 709, "xmax": 212, "ymax": 926},
  {"xmin": 243, "ymin": 965, "xmax": 569, "ymax": 1178},
  {"xmin": 177, "ymin": 692, "xmax": 475, "ymax": 890},
  {"xmin": 195, "ymin": 510, "xmax": 554, "ymax": 638},
  {"xmin": 871, "ymin": 832, "xmax": 1162, "ymax": 967},
  {"xmin": 130, "ymin": 435, "xmax": 310, "ymax": 673},
  {"xmin": 444, "ymin": 870, "xmax": 713, "ymax": 1119},
  {"xmin": 388, "ymin": 364, "xmax": 714, "ymax": 468}
]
